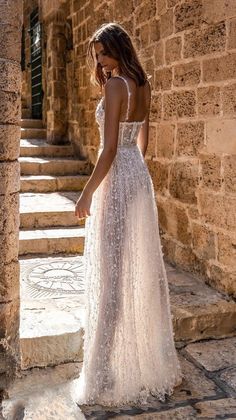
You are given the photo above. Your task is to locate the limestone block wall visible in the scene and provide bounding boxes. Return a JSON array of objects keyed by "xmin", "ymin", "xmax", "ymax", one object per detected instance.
[
  {"xmin": 69, "ymin": 0, "xmax": 236, "ymax": 296},
  {"xmin": 0, "ymin": 0, "xmax": 22, "ymax": 394}
]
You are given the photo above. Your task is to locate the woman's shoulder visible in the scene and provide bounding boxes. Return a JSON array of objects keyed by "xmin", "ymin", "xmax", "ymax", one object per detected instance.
[
  {"xmin": 104, "ymin": 77, "xmax": 125, "ymax": 101},
  {"xmin": 105, "ymin": 77, "xmax": 124, "ymax": 90}
]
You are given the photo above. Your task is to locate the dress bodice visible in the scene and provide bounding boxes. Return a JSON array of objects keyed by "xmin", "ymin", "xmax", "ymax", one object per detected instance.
[{"xmin": 95, "ymin": 76, "xmax": 145, "ymax": 149}]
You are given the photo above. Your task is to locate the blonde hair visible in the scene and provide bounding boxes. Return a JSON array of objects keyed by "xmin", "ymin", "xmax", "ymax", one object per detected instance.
[{"xmin": 87, "ymin": 22, "xmax": 147, "ymax": 88}]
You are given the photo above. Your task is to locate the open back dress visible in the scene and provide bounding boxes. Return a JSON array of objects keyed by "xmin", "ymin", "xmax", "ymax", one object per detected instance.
[{"xmin": 71, "ymin": 76, "xmax": 183, "ymax": 407}]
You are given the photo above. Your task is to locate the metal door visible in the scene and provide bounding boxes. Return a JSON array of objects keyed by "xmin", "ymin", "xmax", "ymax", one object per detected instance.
[{"xmin": 30, "ymin": 8, "xmax": 42, "ymax": 119}]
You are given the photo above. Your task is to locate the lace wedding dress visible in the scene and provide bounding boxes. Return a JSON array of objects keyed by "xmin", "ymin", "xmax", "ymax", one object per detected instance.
[{"xmin": 71, "ymin": 76, "xmax": 183, "ymax": 407}]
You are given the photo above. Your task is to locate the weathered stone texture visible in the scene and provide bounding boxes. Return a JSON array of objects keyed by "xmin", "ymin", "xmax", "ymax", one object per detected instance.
[
  {"xmin": 202, "ymin": 0, "xmax": 236, "ymax": 23},
  {"xmin": 149, "ymin": 94, "xmax": 162, "ymax": 122},
  {"xmin": 185, "ymin": 337, "xmax": 236, "ymax": 372},
  {"xmin": 147, "ymin": 160, "xmax": 169, "ymax": 194},
  {"xmin": 228, "ymin": 18, "xmax": 236, "ymax": 49},
  {"xmin": 203, "ymin": 53, "xmax": 236, "ymax": 82},
  {"xmin": 197, "ymin": 86, "xmax": 221, "ymax": 116},
  {"xmin": 135, "ymin": 1, "xmax": 155, "ymax": 26},
  {"xmin": 206, "ymin": 119, "xmax": 236, "ymax": 155},
  {"xmin": 154, "ymin": 67, "xmax": 172, "ymax": 91},
  {"xmin": 0, "ymin": 163, "xmax": 20, "ymax": 195},
  {"xmin": 184, "ymin": 22, "xmax": 226, "ymax": 58},
  {"xmin": 217, "ymin": 232, "xmax": 236, "ymax": 270},
  {"xmin": 175, "ymin": 0, "xmax": 203, "ymax": 32},
  {"xmin": 223, "ymin": 155, "xmax": 236, "ymax": 193},
  {"xmin": 192, "ymin": 223, "xmax": 216, "ymax": 260},
  {"xmin": 222, "ymin": 83, "xmax": 236, "ymax": 115},
  {"xmin": 165, "ymin": 36, "xmax": 182, "ymax": 64},
  {"xmin": 154, "ymin": 41, "xmax": 164, "ymax": 67},
  {"xmin": 173, "ymin": 61, "xmax": 201, "ymax": 87},
  {"xmin": 157, "ymin": 0, "xmax": 167, "ymax": 16},
  {"xmin": 156, "ymin": 124, "xmax": 175, "ymax": 159},
  {"xmin": 160, "ymin": 8, "xmax": 173, "ymax": 38},
  {"xmin": 0, "ymin": 92, "xmax": 21, "ymax": 125},
  {"xmin": 0, "ymin": 27, "xmax": 21, "ymax": 62},
  {"xmin": 208, "ymin": 263, "xmax": 236, "ymax": 297},
  {"xmin": 194, "ymin": 398, "xmax": 236, "ymax": 418},
  {"xmin": 176, "ymin": 121, "xmax": 204, "ymax": 156},
  {"xmin": 163, "ymin": 90, "xmax": 196, "ymax": 119},
  {"xmin": 0, "ymin": 125, "xmax": 21, "ymax": 161},
  {"xmin": 0, "ymin": 0, "xmax": 22, "ymax": 28},
  {"xmin": 0, "ymin": 193, "xmax": 19, "ymax": 235},
  {"xmin": 219, "ymin": 368, "xmax": 236, "ymax": 392},
  {"xmin": 0, "ymin": 301, "xmax": 20, "ymax": 347},
  {"xmin": 150, "ymin": 18, "xmax": 161, "ymax": 43},
  {"xmin": 0, "ymin": 262, "xmax": 20, "ymax": 303},
  {"xmin": 170, "ymin": 161, "xmax": 199, "ymax": 203},
  {"xmin": 0, "ymin": 0, "xmax": 22, "ymax": 390},
  {"xmin": 200, "ymin": 153, "xmax": 221, "ymax": 191},
  {"xmin": 0, "ymin": 62, "xmax": 21, "ymax": 93},
  {"xmin": 159, "ymin": 199, "xmax": 191, "ymax": 245},
  {"xmin": 199, "ymin": 191, "xmax": 236, "ymax": 231},
  {"xmin": 146, "ymin": 125, "xmax": 156, "ymax": 158}
]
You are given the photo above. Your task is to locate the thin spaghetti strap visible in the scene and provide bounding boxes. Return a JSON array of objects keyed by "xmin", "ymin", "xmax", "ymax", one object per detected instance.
[{"xmin": 115, "ymin": 76, "xmax": 131, "ymax": 121}]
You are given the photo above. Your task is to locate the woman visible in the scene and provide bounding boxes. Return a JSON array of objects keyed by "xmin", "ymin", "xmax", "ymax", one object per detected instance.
[{"xmin": 72, "ymin": 22, "xmax": 183, "ymax": 407}]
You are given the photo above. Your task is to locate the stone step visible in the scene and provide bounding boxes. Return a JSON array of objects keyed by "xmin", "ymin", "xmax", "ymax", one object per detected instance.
[
  {"xmin": 20, "ymin": 139, "xmax": 73, "ymax": 157},
  {"xmin": 20, "ymin": 174, "xmax": 89, "ymax": 193},
  {"xmin": 21, "ymin": 119, "xmax": 43, "ymax": 129},
  {"xmin": 21, "ymin": 127, "xmax": 47, "ymax": 139},
  {"xmin": 20, "ymin": 255, "xmax": 85, "ymax": 369},
  {"xmin": 20, "ymin": 157, "xmax": 90, "ymax": 176},
  {"xmin": 19, "ymin": 256, "xmax": 236, "ymax": 369},
  {"xmin": 3, "ymin": 367, "xmax": 86, "ymax": 418},
  {"xmin": 22, "ymin": 108, "xmax": 31, "ymax": 119},
  {"xmin": 20, "ymin": 192, "xmax": 84, "ymax": 229},
  {"xmin": 19, "ymin": 227, "xmax": 85, "ymax": 256}
]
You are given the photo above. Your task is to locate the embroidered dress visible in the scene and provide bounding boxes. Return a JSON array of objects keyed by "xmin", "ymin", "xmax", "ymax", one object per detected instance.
[{"xmin": 71, "ymin": 76, "xmax": 183, "ymax": 406}]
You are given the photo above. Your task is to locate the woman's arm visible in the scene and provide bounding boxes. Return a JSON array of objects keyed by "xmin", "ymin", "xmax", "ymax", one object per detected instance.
[
  {"xmin": 75, "ymin": 78, "xmax": 122, "ymax": 219},
  {"xmin": 137, "ymin": 113, "xmax": 149, "ymax": 158},
  {"xmin": 137, "ymin": 80, "xmax": 151, "ymax": 158}
]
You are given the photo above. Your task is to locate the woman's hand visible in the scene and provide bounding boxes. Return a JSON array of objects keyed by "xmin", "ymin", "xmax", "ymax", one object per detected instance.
[{"xmin": 75, "ymin": 191, "xmax": 92, "ymax": 219}]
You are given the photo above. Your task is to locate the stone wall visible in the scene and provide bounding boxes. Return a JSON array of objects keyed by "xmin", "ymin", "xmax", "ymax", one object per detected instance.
[
  {"xmin": 68, "ymin": 0, "xmax": 236, "ymax": 296},
  {"xmin": 41, "ymin": 0, "xmax": 71, "ymax": 143},
  {"xmin": 0, "ymin": 0, "xmax": 22, "ymax": 395}
]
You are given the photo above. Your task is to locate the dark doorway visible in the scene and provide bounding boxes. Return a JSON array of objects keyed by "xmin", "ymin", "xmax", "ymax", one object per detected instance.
[{"xmin": 30, "ymin": 7, "xmax": 42, "ymax": 119}]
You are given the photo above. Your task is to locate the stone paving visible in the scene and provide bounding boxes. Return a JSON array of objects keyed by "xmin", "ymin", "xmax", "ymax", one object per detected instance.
[
  {"xmin": 1, "ymin": 337, "xmax": 236, "ymax": 419},
  {"xmin": 19, "ymin": 255, "xmax": 236, "ymax": 370},
  {"xmin": 1, "ymin": 255, "xmax": 230, "ymax": 418}
]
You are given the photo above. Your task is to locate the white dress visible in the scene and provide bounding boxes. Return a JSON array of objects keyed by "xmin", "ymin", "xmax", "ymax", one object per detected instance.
[{"xmin": 71, "ymin": 76, "xmax": 183, "ymax": 407}]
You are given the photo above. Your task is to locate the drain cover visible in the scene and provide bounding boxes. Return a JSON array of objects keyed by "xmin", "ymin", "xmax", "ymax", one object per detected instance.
[{"xmin": 21, "ymin": 258, "xmax": 85, "ymax": 298}]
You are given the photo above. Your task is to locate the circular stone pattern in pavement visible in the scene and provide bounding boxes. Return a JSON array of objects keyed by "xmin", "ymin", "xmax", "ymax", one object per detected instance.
[{"xmin": 22, "ymin": 258, "xmax": 85, "ymax": 298}]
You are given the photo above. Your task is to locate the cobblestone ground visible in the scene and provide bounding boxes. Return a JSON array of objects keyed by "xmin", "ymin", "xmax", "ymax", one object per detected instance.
[{"xmin": 1, "ymin": 336, "xmax": 236, "ymax": 419}]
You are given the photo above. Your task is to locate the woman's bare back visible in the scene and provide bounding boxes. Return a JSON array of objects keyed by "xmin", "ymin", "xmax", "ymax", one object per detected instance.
[{"xmin": 105, "ymin": 76, "xmax": 151, "ymax": 123}]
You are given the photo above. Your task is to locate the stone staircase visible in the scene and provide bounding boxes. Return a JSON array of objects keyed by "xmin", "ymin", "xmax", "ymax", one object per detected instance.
[
  {"xmin": 19, "ymin": 119, "xmax": 90, "ymax": 257},
  {"xmin": 19, "ymin": 118, "xmax": 236, "ymax": 371}
]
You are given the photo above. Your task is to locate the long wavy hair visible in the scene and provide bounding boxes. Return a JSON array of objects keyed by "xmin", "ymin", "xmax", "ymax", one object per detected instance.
[{"xmin": 87, "ymin": 23, "xmax": 148, "ymax": 88}]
